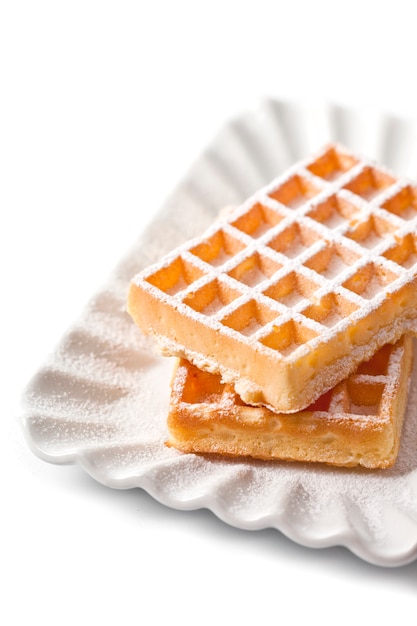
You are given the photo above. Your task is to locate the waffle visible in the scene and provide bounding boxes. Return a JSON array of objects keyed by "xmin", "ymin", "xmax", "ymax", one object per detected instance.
[
  {"xmin": 167, "ymin": 336, "xmax": 413, "ymax": 469},
  {"xmin": 128, "ymin": 144, "xmax": 417, "ymax": 413}
]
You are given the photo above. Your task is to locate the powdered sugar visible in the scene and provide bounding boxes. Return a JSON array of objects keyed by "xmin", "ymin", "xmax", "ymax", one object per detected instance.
[
  {"xmin": 20, "ymin": 107, "xmax": 417, "ymax": 566},
  {"xmin": 21, "ymin": 181, "xmax": 417, "ymax": 562},
  {"xmin": 129, "ymin": 145, "xmax": 417, "ymax": 413}
]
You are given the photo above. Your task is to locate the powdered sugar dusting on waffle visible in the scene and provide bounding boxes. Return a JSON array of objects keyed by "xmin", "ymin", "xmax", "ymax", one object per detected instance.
[
  {"xmin": 168, "ymin": 336, "xmax": 412, "ymax": 468},
  {"xmin": 175, "ymin": 338, "xmax": 408, "ymax": 426},
  {"xmin": 23, "ymin": 100, "xmax": 417, "ymax": 565},
  {"xmin": 129, "ymin": 144, "xmax": 417, "ymax": 411}
]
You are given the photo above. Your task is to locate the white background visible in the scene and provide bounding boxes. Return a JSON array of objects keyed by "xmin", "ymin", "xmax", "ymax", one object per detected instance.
[{"xmin": 2, "ymin": 1, "xmax": 417, "ymax": 624}]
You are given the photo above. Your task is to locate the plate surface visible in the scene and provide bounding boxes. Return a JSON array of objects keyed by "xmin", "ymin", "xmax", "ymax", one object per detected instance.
[{"xmin": 21, "ymin": 99, "xmax": 417, "ymax": 567}]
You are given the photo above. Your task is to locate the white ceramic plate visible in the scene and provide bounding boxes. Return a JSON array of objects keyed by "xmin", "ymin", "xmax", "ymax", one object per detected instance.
[{"xmin": 21, "ymin": 99, "xmax": 417, "ymax": 567}]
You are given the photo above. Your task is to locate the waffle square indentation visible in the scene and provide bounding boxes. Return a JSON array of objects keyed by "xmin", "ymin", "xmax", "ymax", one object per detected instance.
[
  {"xmin": 356, "ymin": 343, "xmax": 392, "ymax": 375},
  {"xmin": 343, "ymin": 166, "xmax": 396, "ymax": 201},
  {"xmin": 383, "ymin": 233, "xmax": 417, "ymax": 269},
  {"xmin": 302, "ymin": 292, "xmax": 359, "ymax": 328},
  {"xmin": 260, "ymin": 320, "xmax": 319, "ymax": 356},
  {"xmin": 381, "ymin": 185, "xmax": 417, "ymax": 221},
  {"xmin": 266, "ymin": 223, "xmax": 320, "ymax": 259},
  {"xmin": 180, "ymin": 366, "xmax": 224, "ymax": 404},
  {"xmin": 347, "ymin": 379, "xmax": 384, "ymax": 416},
  {"xmin": 189, "ymin": 228, "xmax": 245, "ymax": 267},
  {"xmin": 345, "ymin": 214, "xmax": 398, "ymax": 249},
  {"xmin": 220, "ymin": 300, "xmax": 279, "ymax": 337},
  {"xmin": 306, "ymin": 194, "xmax": 361, "ymax": 229},
  {"xmin": 231, "ymin": 202, "xmax": 284, "ymax": 238},
  {"xmin": 262, "ymin": 271, "xmax": 320, "ymax": 308},
  {"xmin": 145, "ymin": 257, "xmax": 206, "ymax": 296},
  {"xmin": 304, "ymin": 243, "xmax": 360, "ymax": 280},
  {"xmin": 342, "ymin": 262, "xmax": 398, "ymax": 300},
  {"xmin": 306, "ymin": 145, "xmax": 359, "ymax": 181},
  {"xmin": 268, "ymin": 174, "xmax": 322, "ymax": 209},
  {"xmin": 227, "ymin": 252, "xmax": 281, "ymax": 287},
  {"xmin": 182, "ymin": 279, "xmax": 242, "ymax": 316}
]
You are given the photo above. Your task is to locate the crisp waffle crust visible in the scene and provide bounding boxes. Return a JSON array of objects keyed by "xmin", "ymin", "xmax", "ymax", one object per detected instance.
[
  {"xmin": 128, "ymin": 144, "xmax": 417, "ymax": 412},
  {"xmin": 167, "ymin": 336, "xmax": 413, "ymax": 469}
]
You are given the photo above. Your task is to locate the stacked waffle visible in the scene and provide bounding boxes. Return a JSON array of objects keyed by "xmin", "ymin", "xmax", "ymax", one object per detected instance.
[{"xmin": 127, "ymin": 144, "xmax": 417, "ymax": 468}]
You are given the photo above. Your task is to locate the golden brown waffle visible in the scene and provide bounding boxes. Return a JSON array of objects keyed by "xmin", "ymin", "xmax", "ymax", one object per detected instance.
[
  {"xmin": 167, "ymin": 336, "xmax": 413, "ymax": 469},
  {"xmin": 128, "ymin": 144, "xmax": 417, "ymax": 412}
]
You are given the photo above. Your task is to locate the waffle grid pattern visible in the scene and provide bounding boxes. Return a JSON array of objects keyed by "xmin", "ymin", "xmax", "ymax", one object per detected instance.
[
  {"xmin": 140, "ymin": 145, "xmax": 417, "ymax": 362},
  {"xmin": 167, "ymin": 336, "xmax": 412, "ymax": 468},
  {"xmin": 167, "ymin": 335, "xmax": 412, "ymax": 469},
  {"xmin": 174, "ymin": 339, "xmax": 405, "ymax": 421}
]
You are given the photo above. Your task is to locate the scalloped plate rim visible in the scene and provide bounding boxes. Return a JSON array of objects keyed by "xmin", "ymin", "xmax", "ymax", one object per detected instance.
[{"xmin": 20, "ymin": 98, "xmax": 417, "ymax": 567}]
